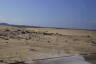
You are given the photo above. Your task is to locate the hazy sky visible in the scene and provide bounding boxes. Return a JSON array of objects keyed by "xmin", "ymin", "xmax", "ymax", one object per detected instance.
[{"xmin": 0, "ymin": 0, "xmax": 96, "ymax": 29}]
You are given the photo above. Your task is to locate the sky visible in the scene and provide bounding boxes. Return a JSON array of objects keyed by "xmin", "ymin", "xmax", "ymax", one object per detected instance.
[{"xmin": 0, "ymin": 0, "xmax": 96, "ymax": 29}]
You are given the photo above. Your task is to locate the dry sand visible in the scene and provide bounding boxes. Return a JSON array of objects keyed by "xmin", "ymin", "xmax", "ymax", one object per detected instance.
[{"xmin": 0, "ymin": 25, "xmax": 96, "ymax": 64}]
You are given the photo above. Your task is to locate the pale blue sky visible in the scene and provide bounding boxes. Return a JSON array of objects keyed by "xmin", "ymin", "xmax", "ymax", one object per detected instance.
[{"xmin": 0, "ymin": 0, "xmax": 96, "ymax": 29}]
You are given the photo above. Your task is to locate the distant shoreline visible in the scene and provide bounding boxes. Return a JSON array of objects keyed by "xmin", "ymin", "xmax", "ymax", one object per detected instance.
[{"xmin": 0, "ymin": 23, "xmax": 96, "ymax": 31}]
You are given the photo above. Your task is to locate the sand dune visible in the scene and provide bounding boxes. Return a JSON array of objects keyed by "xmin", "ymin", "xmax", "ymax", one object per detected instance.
[{"xmin": 0, "ymin": 25, "xmax": 96, "ymax": 64}]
